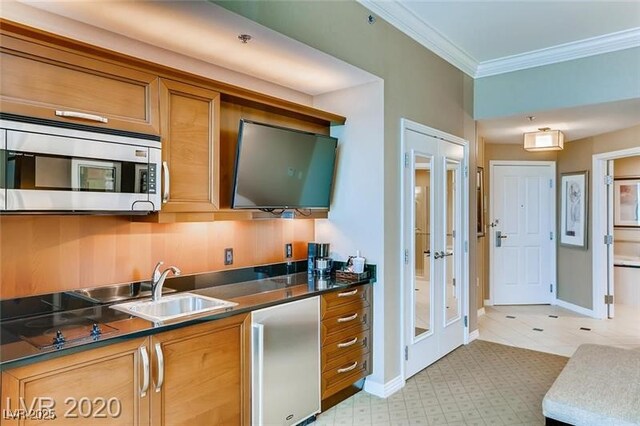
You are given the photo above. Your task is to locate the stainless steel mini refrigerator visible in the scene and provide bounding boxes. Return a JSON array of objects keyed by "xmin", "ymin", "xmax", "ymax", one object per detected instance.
[{"xmin": 252, "ymin": 296, "xmax": 320, "ymax": 426}]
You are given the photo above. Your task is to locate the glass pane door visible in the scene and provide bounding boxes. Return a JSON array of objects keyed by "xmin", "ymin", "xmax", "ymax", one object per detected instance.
[
  {"xmin": 414, "ymin": 154, "xmax": 434, "ymax": 339},
  {"xmin": 444, "ymin": 160, "xmax": 462, "ymax": 325}
]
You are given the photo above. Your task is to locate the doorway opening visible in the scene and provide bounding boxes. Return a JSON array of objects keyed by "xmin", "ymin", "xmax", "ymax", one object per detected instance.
[{"xmin": 593, "ymin": 148, "xmax": 640, "ymax": 320}]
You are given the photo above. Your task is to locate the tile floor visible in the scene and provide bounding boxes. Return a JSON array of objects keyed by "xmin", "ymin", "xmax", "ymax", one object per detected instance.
[
  {"xmin": 478, "ymin": 303, "xmax": 640, "ymax": 357},
  {"xmin": 316, "ymin": 340, "xmax": 567, "ymax": 426}
]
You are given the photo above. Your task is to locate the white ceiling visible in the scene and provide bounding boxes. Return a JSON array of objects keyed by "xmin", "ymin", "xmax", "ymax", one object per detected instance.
[
  {"xmin": 361, "ymin": 0, "xmax": 640, "ymax": 77},
  {"xmin": 17, "ymin": 0, "xmax": 378, "ymax": 96}
]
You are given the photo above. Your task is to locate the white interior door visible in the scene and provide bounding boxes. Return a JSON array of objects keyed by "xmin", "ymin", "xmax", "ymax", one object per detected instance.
[
  {"xmin": 403, "ymin": 126, "xmax": 467, "ymax": 379},
  {"xmin": 490, "ymin": 164, "xmax": 555, "ymax": 305}
]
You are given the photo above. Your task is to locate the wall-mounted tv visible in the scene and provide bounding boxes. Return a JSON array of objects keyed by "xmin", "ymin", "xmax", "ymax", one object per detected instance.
[{"xmin": 231, "ymin": 120, "xmax": 338, "ymax": 209}]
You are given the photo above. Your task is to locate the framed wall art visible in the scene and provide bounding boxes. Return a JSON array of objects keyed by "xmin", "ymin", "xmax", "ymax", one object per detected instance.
[
  {"xmin": 614, "ymin": 178, "xmax": 640, "ymax": 227},
  {"xmin": 560, "ymin": 171, "xmax": 588, "ymax": 248}
]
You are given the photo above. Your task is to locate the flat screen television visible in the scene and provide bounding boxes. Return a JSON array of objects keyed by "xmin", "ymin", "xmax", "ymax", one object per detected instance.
[{"xmin": 231, "ymin": 120, "xmax": 338, "ymax": 209}]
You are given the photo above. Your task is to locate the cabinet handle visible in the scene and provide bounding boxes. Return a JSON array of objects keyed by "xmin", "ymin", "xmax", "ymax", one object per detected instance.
[
  {"xmin": 162, "ymin": 161, "xmax": 170, "ymax": 204},
  {"xmin": 337, "ymin": 313, "xmax": 358, "ymax": 323},
  {"xmin": 337, "ymin": 361, "xmax": 358, "ymax": 374},
  {"xmin": 154, "ymin": 342, "xmax": 164, "ymax": 392},
  {"xmin": 337, "ymin": 337, "xmax": 358, "ymax": 348},
  {"xmin": 337, "ymin": 289, "xmax": 358, "ymax": 298},
  {"xmin": 55, "ymin": 110, "xmax": 108, "ymax": 123},
  {"xmin": 139, "ymin": 346, "xmax": 150, "ymax": 397}
]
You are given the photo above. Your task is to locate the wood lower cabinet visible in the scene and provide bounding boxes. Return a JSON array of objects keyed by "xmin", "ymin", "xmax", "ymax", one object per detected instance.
[
  {"xmin": 320, "ymin": 285, "xmax": 372, "ymax": 404},
  {"xmin": 1, "ymin": 337, "xmax": 150, "ymax": 425},
  {"xmin": 0, "ymin": 33, "xmax": 159, "ymax": 134},
  {"xmin": 157, "ymin": 79, "xmax": 220, "ymax": 215},
  {"xmin": 150, "ymin": 314, "xmax": 250, "ymax": 426},
  {"xmin": 0, "ymin": 313, "xmax": 250, "ymax": 426}
]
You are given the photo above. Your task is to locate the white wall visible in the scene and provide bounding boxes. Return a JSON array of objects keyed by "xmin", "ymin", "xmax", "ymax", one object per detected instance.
[{"xmin": 313, "ymin": 80, "xmax": 387, "ymax": 394}]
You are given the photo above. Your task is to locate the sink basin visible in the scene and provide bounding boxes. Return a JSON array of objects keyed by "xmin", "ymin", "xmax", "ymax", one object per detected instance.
[
  {"xmin": 110, "ymin": 293, "xmax": 238, "ymax": 323},
  {"xmin": 70, "ymin": 282, "xmax": 175, "ymax": 303}
]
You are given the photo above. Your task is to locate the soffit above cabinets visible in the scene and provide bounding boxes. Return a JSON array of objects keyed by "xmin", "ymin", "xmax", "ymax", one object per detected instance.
[
  {"xmin": 14, "ymin": 0, "xmax": 379, "ymax": 96},
  {"xmin": 358, "ymin": 0, "xmax": 640, "ymax": 78}
]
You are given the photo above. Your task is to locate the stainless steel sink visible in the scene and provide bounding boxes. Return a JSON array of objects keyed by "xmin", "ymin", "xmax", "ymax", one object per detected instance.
[
  {"xmin": 70, "ymin": 282, "xmax": 175, "ymax": 303},
  {"xmin": 110, "ymin": 293, "xmax": 238, "ymax": 323}
]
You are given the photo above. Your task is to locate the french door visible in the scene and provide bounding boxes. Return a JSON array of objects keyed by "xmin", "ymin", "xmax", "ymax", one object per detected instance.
[{"xmin": 402, "ymin": 123, "xmax": 467, "ymax": 379}]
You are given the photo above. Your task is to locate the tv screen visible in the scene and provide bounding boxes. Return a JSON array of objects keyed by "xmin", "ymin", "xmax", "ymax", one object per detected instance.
[{"xmin": 232, "ymin": 120, "xmax": 337, "ymax": 209}]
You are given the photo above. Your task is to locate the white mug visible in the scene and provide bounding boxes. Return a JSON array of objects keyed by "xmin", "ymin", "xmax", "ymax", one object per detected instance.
[{"xmin": 352, "ymin": 257, "xmax": 365, "ymax": 274}]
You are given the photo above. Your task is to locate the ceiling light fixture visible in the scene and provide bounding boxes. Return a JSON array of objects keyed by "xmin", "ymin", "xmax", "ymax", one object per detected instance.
[
  {"xmin": 238, "ymin": 34, "xmax": 252, "ymax": 44},
  {"xmin": 524, "ymin": 127, "xmax": 564, "ymax": 151}
]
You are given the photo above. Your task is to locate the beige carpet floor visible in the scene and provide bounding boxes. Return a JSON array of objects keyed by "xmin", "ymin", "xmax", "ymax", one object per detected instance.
[{"xmin": 317, "ymin": 340, "xmax": 568, "ymax": 425}]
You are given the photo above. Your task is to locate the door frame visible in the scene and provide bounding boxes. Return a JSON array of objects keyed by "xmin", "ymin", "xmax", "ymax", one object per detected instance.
[
  {"xmin": 400, "ymin": 118, "xmax": 470, "ymax": 382},
  {"xmin": 592, "ymin": 146, "xmax": 640, "ymax": 319},
  {"xmin": 488, "ymin": 160, "xmax": 557, "ymax": 306}
]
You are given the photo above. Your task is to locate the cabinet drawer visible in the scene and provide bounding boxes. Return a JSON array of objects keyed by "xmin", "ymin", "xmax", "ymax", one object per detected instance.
[
  {"xmin": 321, "ymin": 351, "xmax": 370, "ymax": 400},
  {"xmin": 321, "ymin": 306, "xmax": 370, "ymax": 343},
  {"xmin": 322, "ymin": 328, "xmax": 370, "ymax": 368},
  {"xmin": 0, "ymin": 35, "xmax": 159, "ymax": 134},
  {"xmin": 322, "ymin": 285, "xmax": 370, "ymax": 312}
]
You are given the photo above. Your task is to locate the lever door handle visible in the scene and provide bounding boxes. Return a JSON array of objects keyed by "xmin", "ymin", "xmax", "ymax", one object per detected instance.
[
  {"xmin": 496, "ymin": 231, "xmax": 508, "ymax": 247},
  {"xmin": 498, "ymin": 235, "xmax": 508, "ymax": 239}
]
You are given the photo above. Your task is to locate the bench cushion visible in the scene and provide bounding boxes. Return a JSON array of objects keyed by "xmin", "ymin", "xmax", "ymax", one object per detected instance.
[{"xmin": 543, "ymin": 344, "xmax": 640, "ymax": 426}]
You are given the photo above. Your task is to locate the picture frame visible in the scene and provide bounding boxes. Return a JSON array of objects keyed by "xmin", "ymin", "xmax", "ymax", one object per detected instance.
[
  {"xmin": 560, "ymin": 171, "xmax": 588, "ymax": 248},
  {"xmin": 477, "ymin": 167, "xmax": 485, "ymax": 237},
  {"xmin": 614, "ymin": 177, "xmax": 640, "ymax": 228}
]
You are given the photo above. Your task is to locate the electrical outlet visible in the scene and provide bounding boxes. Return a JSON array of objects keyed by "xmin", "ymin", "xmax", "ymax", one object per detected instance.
[
  {"xmin": 224, "ymin": 248, "xmax": 233, "ymax": 265},
  {"xmin": 285, "ymin": 243, "xmax": 293, "ymax": 259}
]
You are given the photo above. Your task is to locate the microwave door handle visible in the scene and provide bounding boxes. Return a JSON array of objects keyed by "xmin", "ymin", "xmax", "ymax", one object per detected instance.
[
  {"xmin": 162, "ymin": 161, "xmax": 170, "ymax": 204},
  {"xmin": 55, "ymin": 110, "xmax": 109, "ymax": 124}
]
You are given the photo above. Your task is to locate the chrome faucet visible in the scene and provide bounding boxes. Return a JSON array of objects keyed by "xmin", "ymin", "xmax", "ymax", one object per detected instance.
[{"xmin": 151, "ymin": 261, "xmax": 181, "ymax": 302}]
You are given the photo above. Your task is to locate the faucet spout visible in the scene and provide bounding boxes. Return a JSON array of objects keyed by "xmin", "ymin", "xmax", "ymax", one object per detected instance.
[{"xmin": 151, "ymin": 264, "xmax": 181, "ymax": 302}]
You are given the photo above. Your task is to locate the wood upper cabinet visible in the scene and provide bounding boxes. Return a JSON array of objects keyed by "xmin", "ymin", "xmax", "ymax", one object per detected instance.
[
  {"xmin": 159, "ymin": 79, "xmax": 220, "ymax": 213},
  {"xmin": 0, "ymin": 34, "xmax": 159, "ymax": 134},
  {"xmin": 1, "ymin": 337, "xmax": 150, "ymax": 425},
  {"xmin": 150, "ymin": 313, "xmax": 250, "ymax": 426}
]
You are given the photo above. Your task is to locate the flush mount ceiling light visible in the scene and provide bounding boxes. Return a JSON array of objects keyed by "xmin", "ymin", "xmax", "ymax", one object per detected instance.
[
  {"xmin": 523, "ymin": 127, "xmax": 564, "ymax": 151},
  {"xmin": 238, "ymin": 34, "xmax": 252, "ymax": 44}
]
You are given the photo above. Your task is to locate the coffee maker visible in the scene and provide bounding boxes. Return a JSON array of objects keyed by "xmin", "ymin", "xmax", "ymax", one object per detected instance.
[{"xmin": 308, "ymin": 242, "xmax": 332, "ymax": 277}]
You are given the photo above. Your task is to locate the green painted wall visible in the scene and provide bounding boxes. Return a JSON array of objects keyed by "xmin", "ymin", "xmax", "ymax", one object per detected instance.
[
  {"xmin": 216, "ymin": 0, "xmax": 477, "ymax": 383},
  {"xmin": 475, "ymin": 47, "xmax": 640, "ymax": 120}
]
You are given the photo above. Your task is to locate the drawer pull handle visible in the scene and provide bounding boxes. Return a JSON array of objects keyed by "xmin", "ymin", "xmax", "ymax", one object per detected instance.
[
  {"xmin": 337, "ymin": 289, "xmax": 358, "ymax": 297},
  {"xmin": 337, "ymin": 313, "xmax": 358, "ymax": 323},
  {"xmin": 55, "ymin": 110, "xmax": 108, "ymax": 123},
  {"xmin": 337, "ymin": 361, "xmax": 358, "ymax": 374},
  {"xmin": 337, "ymin": 337, "xmax": 358, "ymax": 348}
]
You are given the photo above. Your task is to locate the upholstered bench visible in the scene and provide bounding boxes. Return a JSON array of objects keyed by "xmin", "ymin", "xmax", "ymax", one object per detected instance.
[{"xmin": 543, "ymin": 344, "xmax": 640, "ymax": 426}]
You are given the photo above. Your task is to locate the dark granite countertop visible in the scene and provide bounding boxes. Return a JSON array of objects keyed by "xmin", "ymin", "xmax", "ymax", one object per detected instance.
[{"xmin": 0, "ymin": 262, "xmax": 375, "ymax": 369}]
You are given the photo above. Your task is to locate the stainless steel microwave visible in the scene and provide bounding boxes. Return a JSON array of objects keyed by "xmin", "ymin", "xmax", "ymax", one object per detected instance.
[{"xmin": 0, "ymin": 115, "xmax": 161, "ymax": 213}]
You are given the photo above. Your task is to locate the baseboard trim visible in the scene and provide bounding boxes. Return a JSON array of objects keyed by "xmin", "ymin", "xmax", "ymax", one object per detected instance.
[
  {"xmin": 477, "ymin": 307, "xmax": 486, "ymax": 317},
  {"xmin": 484, "ymin": 299, "xmax": 493, "ymax": 306},
  {"xmin": 468, "ymin": 329, "xmax": 480, "ymax": 342},
  {"xmin": 364, "ymin": 374, "xmax": 405, "ymax": 398},
  {"xmin": 554, "ymin": 298, "xmax": 596, "ymax": 317}
]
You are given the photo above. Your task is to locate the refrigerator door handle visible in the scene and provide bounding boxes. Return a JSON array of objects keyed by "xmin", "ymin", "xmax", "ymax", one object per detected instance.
[{"xmin": 253, "ymin": 323, "xmax": 265, "ymax": 426}]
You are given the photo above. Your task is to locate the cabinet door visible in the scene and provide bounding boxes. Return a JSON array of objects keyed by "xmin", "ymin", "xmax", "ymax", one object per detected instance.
[
  {"xmin": 1, "ymin": 337, "xmax": 150, "ymax": 425},
  {"xmin": 159, "ymin": 79, "xmax": 220, "ymax": 212},
  {"xmin": 150, "ymin": 314, "xmax": 250, "ymax": 426},
  {"xmin": 0, "ymin": 34, "xmax": 159, "ymax": 134}
]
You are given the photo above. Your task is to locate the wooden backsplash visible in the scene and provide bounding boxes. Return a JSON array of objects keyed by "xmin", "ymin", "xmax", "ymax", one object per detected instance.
[{"xmin": 0, "ymin": 216, "xmax": 314, "ymax": 299}]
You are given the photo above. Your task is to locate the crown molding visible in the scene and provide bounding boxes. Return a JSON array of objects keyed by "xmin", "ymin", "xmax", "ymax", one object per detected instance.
[
  {"xmin": 359, "ymin": 1, "xmax": 640, "ymax": 79},
  {"xmin": 476, "ymin": 27, "xmax": 640, "ymax": 78},
  {"xmin": 357, "ymin": 0, "xmax": 477, "ymax": 77}
]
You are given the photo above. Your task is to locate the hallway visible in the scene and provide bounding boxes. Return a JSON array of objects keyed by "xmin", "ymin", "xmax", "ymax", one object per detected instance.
[{"xmin": 478, "ymin": 304, "xmax": 640, "ymax": 356}]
